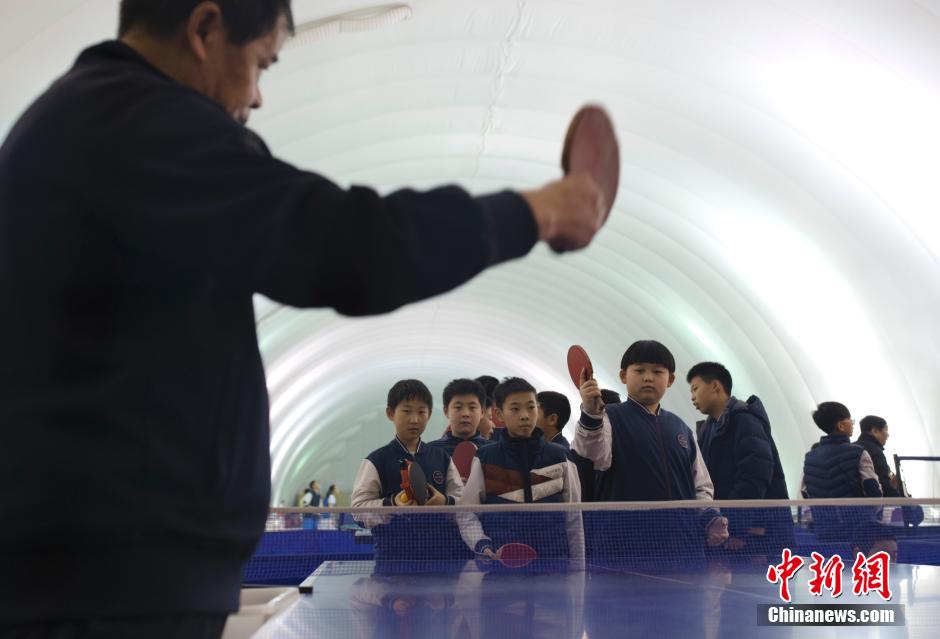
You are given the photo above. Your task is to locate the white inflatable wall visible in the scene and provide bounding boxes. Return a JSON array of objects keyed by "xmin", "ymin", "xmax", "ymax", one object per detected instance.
[{"xmin": 3, "ymin": 0, "xmax": 938, "ymax": 504}]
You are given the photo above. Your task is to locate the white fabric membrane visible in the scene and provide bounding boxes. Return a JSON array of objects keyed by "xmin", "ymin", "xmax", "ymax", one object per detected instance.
[{"xmin": 1, "ymin": 0, "xmax": 937, "ymax": 503}]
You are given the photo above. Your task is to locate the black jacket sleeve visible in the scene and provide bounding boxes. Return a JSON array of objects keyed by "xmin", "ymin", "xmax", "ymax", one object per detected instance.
[
  {"xmin": 728, "ymin": 413, "xmax": 774, "ymax": 500},
  {"xmin": 866, "ymin": 444, "xmax": 901, "ymax": 498},
  {"xmin": 102, "ymin": 92, "xmax": 537, "ymax": 315}
]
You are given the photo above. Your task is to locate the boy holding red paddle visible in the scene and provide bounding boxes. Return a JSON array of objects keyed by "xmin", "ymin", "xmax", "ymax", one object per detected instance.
[
  {"xmin": 571, "ymin": 341, "xmax": 728, "ymax": 560},
  {"xmin": 457, "ymin": 378, "xmax": 585, "ymax": 570},
  {"xmin": 351, "ymin": 379, "xmax": 468, "ymax": 561}
]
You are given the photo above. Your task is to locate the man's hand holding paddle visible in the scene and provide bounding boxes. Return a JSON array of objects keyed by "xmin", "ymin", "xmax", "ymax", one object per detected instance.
[
  {"xmin": 522, "ymin": 174, "xmax": 606, "ymax": 252},
  {"xmin": 523, "ymin": 105, "xmax": 619, "ymax": 253}
]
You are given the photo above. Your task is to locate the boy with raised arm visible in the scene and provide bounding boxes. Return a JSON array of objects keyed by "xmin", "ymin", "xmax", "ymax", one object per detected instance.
[{"xmin": 572, "ymin": 340, "xmax": 727, "ymax": 561}]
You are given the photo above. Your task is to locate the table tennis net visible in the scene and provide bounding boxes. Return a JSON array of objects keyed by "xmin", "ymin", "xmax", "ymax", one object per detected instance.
[{"xmin": 243, "ymin": 499, "xmax": 940, "ymax": 585}]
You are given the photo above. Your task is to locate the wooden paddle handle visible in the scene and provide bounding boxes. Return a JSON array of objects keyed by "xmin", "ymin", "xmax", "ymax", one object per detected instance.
[{"xmin": 399, "ymin": 462, "xmax": 415, "ymax": 503}]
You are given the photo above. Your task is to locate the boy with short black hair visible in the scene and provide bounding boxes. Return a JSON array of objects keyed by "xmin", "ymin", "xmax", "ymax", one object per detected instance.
[
  {"xmin": 538, "ymin": 390, "xmax": 596, "ymax": 502},
  {"xmin": 802, "ymin": 402, "xmax": 896, "ymax": 556},
  {"xmin": 687, "ymin": 361, "xmax": 791, "ymax": 557},
  {"xmin": 536, "ymin": 391, "xmax": 572, "ymax": 448},
  {"xmin": 428, "ymin": 378, "xmax": 492, "ymax": 455},
  {"xmin": 572, "ymin": 340, "xmax": 728, "ymax": 559},
  {"xmin": 458, "ymin": 378, "xmax": 584, "ymax": 568},
  {"xmin": 478, "ymin": 395, "xmax": 496, "ymax": 440},
  {"xmin": 802, "ymin": 402, "xmax": 882, "ymax": 498},
  {"xmin": 351, "ymin": 380, "xmax": 466, "ymax": 560},
  {"xmin": 476, "ymin": 374, "xmax": 504, "ymax": 431}
]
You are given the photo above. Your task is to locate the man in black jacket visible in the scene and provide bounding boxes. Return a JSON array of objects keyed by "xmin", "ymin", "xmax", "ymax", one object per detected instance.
[
  {"xmin": 688, "ymin": 362, "xmax": 792, "ymax": 559},
  {"xmin": 0, "ymin": 1, "xmax": 606, "ymax": 636},
  {"xmin": 855, "ymin": 415, "xmax": 901, "ymax": 497}
]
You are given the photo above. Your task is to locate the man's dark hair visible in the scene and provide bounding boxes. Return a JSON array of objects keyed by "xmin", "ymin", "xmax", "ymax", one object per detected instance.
[
  {"xmin": 118, "ymin": 0, "xmax": 295, "ymax": 44},
  {"xmin": 812, "ymin": 401, "xmax": 851, "ymax": 435},
  {"xmin": 600, "ymin": 389, "xmax": 622, "ymax": 405},
  {"xmin": 387, "ymin": 379, "xmax": 433, "ymax": 412},
  {"xmin": 686, "ymin": 361, "xmax": 733, "ymax": 395},
  {"xmin": 620, "ymin": 340, "xmax": 676, "ymax": 373},
  {"xmin": 537, "ymin": 391, "xmax": 571, "ymax": 427},
  {"xmin": 860, "ymin": 415, "xmax": 888, "ymax": 434},
  {"xmin": 443, "ymin": 378, "xmax": 487, "ymax": 408},
  {"xmin": 494, "ymin": 377, "xmax": 537, "ymax": 409}
]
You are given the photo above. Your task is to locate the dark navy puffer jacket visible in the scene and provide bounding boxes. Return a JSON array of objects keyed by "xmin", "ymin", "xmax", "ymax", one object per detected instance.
[{"xmin": 803, "ymin": 435, "xmax": 882, "ymax": 541}]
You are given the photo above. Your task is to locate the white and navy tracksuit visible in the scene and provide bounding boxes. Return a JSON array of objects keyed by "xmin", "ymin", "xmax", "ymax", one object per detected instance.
[
  {"xmin": 457, "ymin": 428, "xmax": 585, "ymax": 569},
  {"xmin": 572, "ymin": 397, "xmax": 720, "ymax": 562},
  {"xmin": 351, "ymin": 437, "xmax": 468, "ymax": 561}
]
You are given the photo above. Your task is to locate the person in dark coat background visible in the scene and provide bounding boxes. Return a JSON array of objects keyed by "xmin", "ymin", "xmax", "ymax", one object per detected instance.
[
  {"xmin": 854, "ymin": 415, "xmax": 900, "ymax": 497},
  {"xmin": 687, "ymin": 362, "xmax": 792, "ymax": 559}
]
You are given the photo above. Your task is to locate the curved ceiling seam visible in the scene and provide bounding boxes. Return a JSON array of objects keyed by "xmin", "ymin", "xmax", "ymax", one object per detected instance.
[
  {"xmin": 575, "ymin": 223, "xmax": 821, "ymax": 433},
  {"xmin": 258, "ymin": 18, "xmax": 799, "ymax": 128},
  {"xmin": 269, "ymin": 109, "xmax": 930, "ymax": 278},
  {"xmin": 470, "ymin": 0, "xmax": 527, "ymax": 180},
  {"xmin": 270, "ymin": 0, "xmax": 824, "ymax": 100},
  {"xmin": 259, "ymin": 59, "xmax": 940, "ymax": 268},
  {"xmin": 262, "ymin": 90, "xmax": 927, "ymax": 270}
]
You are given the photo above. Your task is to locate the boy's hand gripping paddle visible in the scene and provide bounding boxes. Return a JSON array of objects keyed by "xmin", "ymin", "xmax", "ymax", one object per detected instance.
[
  {"xmin": 398, "ymin": 460, "xmax": 429, "ymax": 505},
  {"xmin": 477, "ymin": 542, "xmax": 539, "ymax": 569}
]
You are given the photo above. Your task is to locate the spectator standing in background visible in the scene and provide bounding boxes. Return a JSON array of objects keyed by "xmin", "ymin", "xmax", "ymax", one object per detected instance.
[{"xmin": 302, "ymin": 480, "xmax": 322, "ymax": 507}]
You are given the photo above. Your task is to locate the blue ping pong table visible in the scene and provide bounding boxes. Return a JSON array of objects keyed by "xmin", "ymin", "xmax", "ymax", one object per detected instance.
[{"xmin": 251, "ymin": 559, "xmax": 940, "ymax": 638}]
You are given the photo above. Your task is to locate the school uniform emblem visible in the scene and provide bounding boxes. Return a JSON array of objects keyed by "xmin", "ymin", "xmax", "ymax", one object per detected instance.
[
  {"xmin": 433, "ymin": 470, "xmax": 445, "ymax": 485},
  {"xmin": 677, "ymin": 433, "xmax": 690, "ymax": 449}
]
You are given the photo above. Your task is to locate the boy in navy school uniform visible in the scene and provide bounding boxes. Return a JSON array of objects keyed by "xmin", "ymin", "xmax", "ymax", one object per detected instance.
[
  {"xmin": 687, "ymin": 361, "xmax": 793, "ymax": 561},
  {"xmin": 428, "ymin": 378, "xmax": 493, "ymax": 455},
  {"xmin": 458, "ymin": 378, "xmax": 584, "ymax": 569},
  {"xmin": 351, "ymin": 379, "xmax": 467, "ymax": 562},
  {"xmin": 572, "ymin": 340, "xmax": 728, "ymax": 562}
]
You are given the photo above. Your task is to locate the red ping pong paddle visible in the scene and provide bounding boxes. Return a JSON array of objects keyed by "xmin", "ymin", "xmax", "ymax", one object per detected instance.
[
  {"xmin": 567, "ymin": 345, "xmax": 593, "ymax": 389},
  {"xmin": 476, "ymin": 542, "xmax": 538, "ymax": 568},
  {"xmin": 498, "ymin": 543, "xmax": 538, "ymax": 568},
  {"xmin": 452, "ymin": 441, "xmax": 477, "ymax": 484},
  {"xmin": 398, "ymin": 460, "xmax": 429, "ymax": 505}
]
